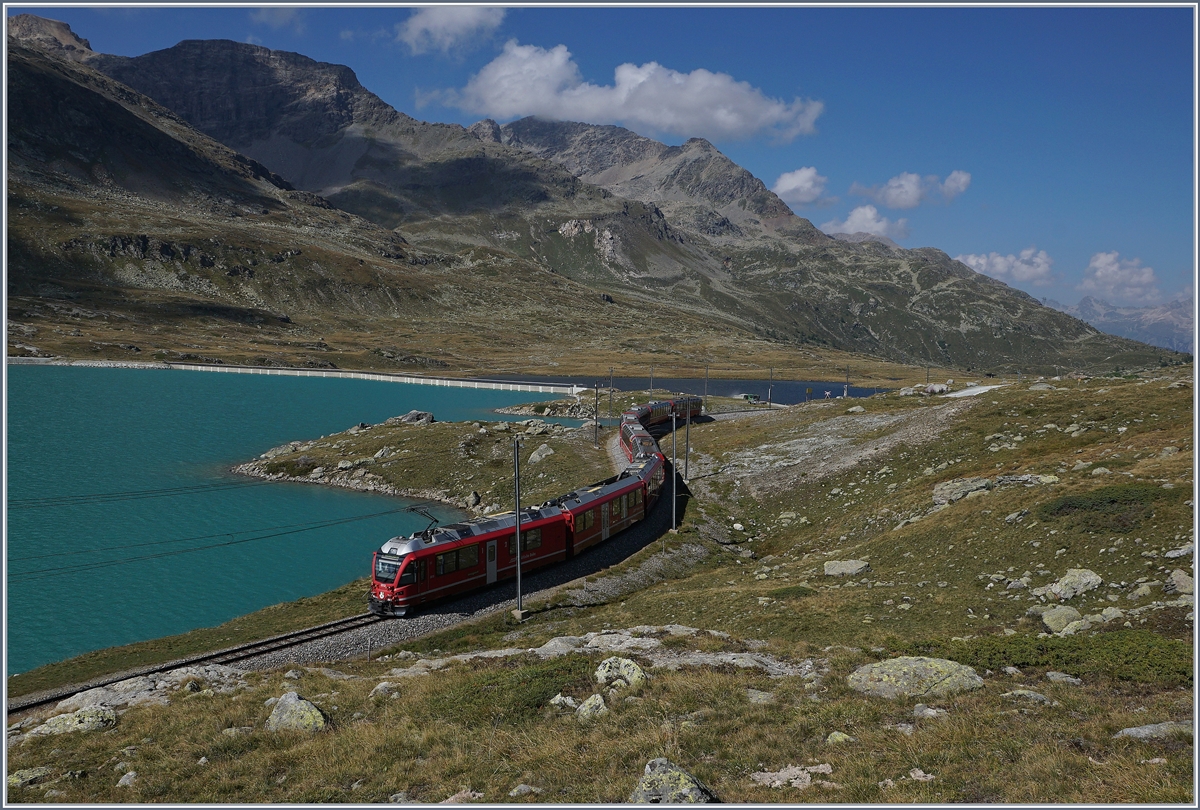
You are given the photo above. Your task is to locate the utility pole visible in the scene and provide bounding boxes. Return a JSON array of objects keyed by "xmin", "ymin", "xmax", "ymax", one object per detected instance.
[
  {"xmin": 594, "ymin": 382, "xmax": 600, "ymax": 449},
  {"xmin": 684, "ymin": 404, "xmax": 691, "ymax": 481},
  {"xmin": 649, "ymin": 365, "xmax": 654, "ymax": 396},
  {"xmin": 609, "ymin": 367, "xmax": 614, "ymax": 418},
  {"xmin": 671, "ymin": 411, "xmax": 677, "ymax": 534},
  {"xmin": 512, "ymin": 437, "xmax": 526, "ymax": 622},
  {"xmin": 704, "ymin": 365, "xmax": 709, "ymax": 413}
]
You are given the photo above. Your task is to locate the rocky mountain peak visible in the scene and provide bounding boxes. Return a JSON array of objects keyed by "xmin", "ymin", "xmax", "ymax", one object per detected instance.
[
  {"xmin": 6, "ymin": 14, "xmax": 94, "ymax": 61},
  {"xmin": 88, "ymin": 38, "xmax": 405, "ymax": 148},
  {"xmin": 467, "ymin": 118, "xmax": 502, "ymax": 143},
  {"xmin": 498, "ymin": 117, "xmax": 794, "ymax": 227}
]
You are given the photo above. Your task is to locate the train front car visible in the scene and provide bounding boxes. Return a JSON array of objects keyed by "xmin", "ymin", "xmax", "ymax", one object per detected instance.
[{"xmin": 370, "ymin": 534, "xmax": 423, "ymax": 617}]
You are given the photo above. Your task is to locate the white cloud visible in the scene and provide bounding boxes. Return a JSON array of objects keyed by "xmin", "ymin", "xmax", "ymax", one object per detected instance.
[
  {"xmin": 771, "ymin": 167, "xmax": 828, "ymax": 206},
  {"xmin": 820, "ymin": 205, "xmax": 908, "ymax": 239},
  {"xmin": 940, "ymin": 170, "xmax": 971, "ymax": 199},
  {"xmin": 397, "ymin": 7, "xmax": 505, "ymax": 55},
  {"xmin": 851, "ymin": 170, "xmax": 971, "ymax": 209},
  {"xmin": 955, "ymin": 247, "xmax": 1054, "ymax": 285},
  {"xmin": 249, "ymin": 8, "xmax": 304, "ymax": 35},
  {"xmin": 441, "ymin": 40, "xmax": 823, "ymax": 142},
  {"xmin": 1077, "ymin": 251, "xmax": 1161, "ymax": 304}
]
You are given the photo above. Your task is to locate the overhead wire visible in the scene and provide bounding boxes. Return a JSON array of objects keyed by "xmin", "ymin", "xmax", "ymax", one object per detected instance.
[
  {"xmin": 8, "ymin": 506, "xmax": 418, "ymax": 583},
  {"xmin": 8, "ymin": 479, "xmax": 273, "ymax": 509}
]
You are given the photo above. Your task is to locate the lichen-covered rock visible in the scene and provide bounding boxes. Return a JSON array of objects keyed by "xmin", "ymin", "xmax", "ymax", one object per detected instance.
[
  {"xmin": 574, "ymin": 693, "xmax": 608, "ymax": 722},
  {"xmin": 932, "ymin": 477, "xmax": 991, "ymax": 505},
  {"xmin": 1041, "ymin": 605, "xmax": 1083, "ymax": 633},
  {"xmin": 824, "ymin": 560, "xmax": 870, "ymax": 577},
  {"xmin": 7, "ymin": 767, "xmax": 53, "ymax": 789},
  {"xmin": 627, "ymin": 758, "xmax": 719, "ymax": 803},
  {"xmin": 117, "ymin": 771, "xmax": 137, "ymax": 787},
  {"xmin": 548, "ymin": 692, "xmax": 579, "ymax": 711},
  {"xmin": 594, "ymin": 656, "xmax": 647, "ymax": 692},
  {"xmin": 27, "ymin": 706, "xmax": 117, "ymax": 737},
  {"xmin": 1114, "ymin": 721, "xmax": 1193, "ymax": 740},
  {"xmin": 846, "ymin": 657, "xmax": 983, "ymax": 699},
  {"xmin": 264, "ymin": 692, "xmax": 327, "ymax": 732},
  {"xmin": 825, "ymin": 731, "xmax": 856, "ymax": 744}
]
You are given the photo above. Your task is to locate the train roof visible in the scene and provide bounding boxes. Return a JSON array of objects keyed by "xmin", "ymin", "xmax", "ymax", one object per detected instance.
[
  {"xmin": 553, "ymin": 456, "xmax": 659, "ymax": 512},
  {"xmin": 379, "ymin": 505, "xmax": 563, "ymax": 555}
]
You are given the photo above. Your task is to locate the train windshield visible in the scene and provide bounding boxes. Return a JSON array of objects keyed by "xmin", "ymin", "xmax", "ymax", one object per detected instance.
[{"xmin": 374, "ymin": 553, "xmax": 404, "ymax": 583}]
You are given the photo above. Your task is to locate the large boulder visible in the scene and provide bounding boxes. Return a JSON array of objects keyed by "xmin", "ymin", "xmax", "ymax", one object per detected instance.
[
  {"xmin": 1043, "ymin": 569, "xmax": 1103, "ymax": 601},
  {"xmin": 846, "ymin": 657, "xmax": 983, "ymax": 699},
  {"xmin": 26, "ymin": 706, "xmax": 117, "ymax": 737},
  {"xmin": 595, "ymin": 657, "xmax": 647, "ymax": 692},
  {"xmin": 824, "ymin": 560, "xmax": 870, "ymax": 577},
  {"xmin": 627, "ymin": 758, "xmax": 719, "ymax": 803},
  {"xmin": 1040, "ymin": 605, "xmax": 1083, "ymax": 633},
  {"xmin": 932, "ymin": 477, "xmax": 992, "ymax": 505},
  {"xmin": 1164, "ymin": 568, "xmax": 1194, "ymax": 595},
  {"xmin": 528, "ymin": 443, "xmax": 555, "ymax": 464},
  {"xmin": 264, "ymin": 692, "xmax": 328, "ymax": 732}
]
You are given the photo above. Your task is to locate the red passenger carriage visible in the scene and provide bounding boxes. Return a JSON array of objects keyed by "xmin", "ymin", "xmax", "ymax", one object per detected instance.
[{"xmin": 369, "ymin": 394, "xmax": 696, "ymax": 617}]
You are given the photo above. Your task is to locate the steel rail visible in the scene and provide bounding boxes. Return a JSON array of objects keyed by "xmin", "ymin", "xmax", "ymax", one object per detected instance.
[{"xmin": 6, "ymin": 613, "xmax": 383, "ymax": 717}]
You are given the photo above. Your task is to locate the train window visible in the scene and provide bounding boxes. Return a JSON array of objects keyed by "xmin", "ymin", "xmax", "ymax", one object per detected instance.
[
  {"xmin": 507, "ymin": 528, "xmax": 543, "ymax": 555},
  {"xmin": 634, "ymin": 488, "xmax": 643, "ymax": 505},
  {"xmin": 436, "ymin": 552, "xmax": 458, "ymax": 576},
  {"xmin": 398, "ymin": 566, "xmax": 417, "ymax": 585},
  {"xmin": 459, "ymin": 544, "xmax": 479, "ymax": 569},
  {"xmin": 579, "ymin": 509, "xmax": 594, "ymax": 530},
  {"xmin": 374, "ymin": 553, "xmax": 403, "ymax": 583}
]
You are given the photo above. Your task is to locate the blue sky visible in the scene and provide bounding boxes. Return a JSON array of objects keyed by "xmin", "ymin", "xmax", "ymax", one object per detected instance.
[{"xmin": 10, "ymin": 4, "xmax": 1197, "ymax": 308}]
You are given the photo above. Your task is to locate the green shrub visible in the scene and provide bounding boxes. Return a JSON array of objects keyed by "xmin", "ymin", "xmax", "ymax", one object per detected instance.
[
  {"xmin": 1036, "ymin": 483, "xmax": 1182, "ymax": 533},
  {"xmin": 899, "ymin": 631, "xmax": 1192, "ymax": 687},
  {"xmin": 414, "ymin": 655, "xmax": 597, "ymax": 728},
  {"xmin": 767, "ymin": 584, "xmax": 815, "ymax": 599}
]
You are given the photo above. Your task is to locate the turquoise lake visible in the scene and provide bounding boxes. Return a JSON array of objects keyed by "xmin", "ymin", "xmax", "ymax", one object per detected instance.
[{"xmin": 5, "ymin": 365, "xmax": 557, "ymax": 676}]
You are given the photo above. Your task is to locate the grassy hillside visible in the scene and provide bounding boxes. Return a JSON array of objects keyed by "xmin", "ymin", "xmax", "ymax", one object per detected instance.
[{"xmin": 7, "ymin": 367, "xmax": 1192, "ymax": 803}]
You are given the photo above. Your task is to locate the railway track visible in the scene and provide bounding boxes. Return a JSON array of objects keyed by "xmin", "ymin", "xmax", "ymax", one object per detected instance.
[{"xmin": 6, "ymin": 613, "xmax": 383, "ymax": 717}]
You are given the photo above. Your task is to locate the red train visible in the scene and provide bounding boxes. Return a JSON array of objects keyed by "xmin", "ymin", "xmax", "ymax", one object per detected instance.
[{"xmin": 369, "ymin": 395, "xmax": 699, "ymax": 617}]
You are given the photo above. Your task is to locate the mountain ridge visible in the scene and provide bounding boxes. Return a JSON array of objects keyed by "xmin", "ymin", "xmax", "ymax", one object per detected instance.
[{"xmin": 6, "ymin": 14, "xmax": 1181, "ymax": 374}]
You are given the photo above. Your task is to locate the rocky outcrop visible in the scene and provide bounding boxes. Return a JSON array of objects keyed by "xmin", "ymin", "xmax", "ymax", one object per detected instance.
[
  {"xmin": 750, "ymin": 763, "xmax": 833, "ymax": 791},
  {"xmin": 932, "ymin": 477, "xmax": 991, "ymax": 505},
  {"xmin": 846, "ymin": 657, "xmax": 983, "ymax": 699},
  {"xmin": 24, "ymin": 706, "xmax": 118, "ymax": 737},
  {"xmin": 1114, "ymin": 721, "xmax": 1193, "ymax": 740},
  {"xmin": 1033, "ymin": 569, "xmax": 1103, "ymax": 601},
  {"xmin": 627, "ymin": 758, "xmax": 719, "ymax": 803}
]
